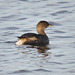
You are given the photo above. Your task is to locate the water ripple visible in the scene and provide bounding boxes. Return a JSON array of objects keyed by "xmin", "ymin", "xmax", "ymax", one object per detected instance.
[
  {"xmin": 4, "ymin": 41, "xmax": 15, "ymax": 43},
  {"xmin": 54, "ymin": 54, "xmax": 65, "ymax": 57},
  {"xmin": 5, "ymin": 27, "xmax": 19, "ymax": 30},
  {"xmin": 13, "ymin": 70, "xmax": 32, "ymax": 73},
  {"xmin": 51, "ymin": 10, "xmax": 71, "ymax": 16},
  {"xmin": 34, "ymin": 69, "xmax": 52, "ymax": 72},
  {"xmin": 58, "ymin": 2, "xmax": 69, "ymax": 4},
  {"xmin": 17, "ymin": 17, "xmax": 27, "ymax": 20},
  {"xmin": 54, "ymin": 30, "xmax": 65, "ymax": 33},
  {"xmin": 12, "ymin": 68, "xmax": 51, "ymax": 74},
  {"xmin": 2, "ymin": 32, "xmax": 14, "ymax": 36},
  {"xmin": 54, "ymin": 36, "xmax": 74, "ymax": 38},
  {"xmin": 49, "ymin": 62, "xmax": 62, "ymax": 65},
  {"xmin": 20, "ymin": 0, "xmax": 28, "ymax": 1}
]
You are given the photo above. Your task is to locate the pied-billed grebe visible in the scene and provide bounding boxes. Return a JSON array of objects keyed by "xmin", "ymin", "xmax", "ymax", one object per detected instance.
[{"xmin": 15, "ymin": 21, "xmax": 52, "ymax": 46}]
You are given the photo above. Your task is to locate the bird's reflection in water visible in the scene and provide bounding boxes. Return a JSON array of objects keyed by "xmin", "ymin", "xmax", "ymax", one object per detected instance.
[
  {"xmin": 36, "ymin": 45, "xmax": 51, "ymax": 57},
  {"xmin": 17, "ymin": 44, "xmax": 51, "ymax": 57}
]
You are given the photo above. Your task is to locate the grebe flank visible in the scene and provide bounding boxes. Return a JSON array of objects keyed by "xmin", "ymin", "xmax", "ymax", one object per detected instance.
[{"xmin": 15, "ymin": 21, "xmax": 52, "ymax": 46}]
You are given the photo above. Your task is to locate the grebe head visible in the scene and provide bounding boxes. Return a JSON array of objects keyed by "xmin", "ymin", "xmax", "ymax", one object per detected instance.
[
  {"xmin": 36, "ymin": 21, "xmax": 53, "ymax": 35},
  {"xmin": 37, "ymin": 21, "xmax": 52, "ymax": 29}
]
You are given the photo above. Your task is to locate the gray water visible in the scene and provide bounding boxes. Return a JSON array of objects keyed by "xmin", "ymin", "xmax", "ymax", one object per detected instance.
[{"xmin": 0, "ymin": 0, "xmax": 75, "ymax": 75}]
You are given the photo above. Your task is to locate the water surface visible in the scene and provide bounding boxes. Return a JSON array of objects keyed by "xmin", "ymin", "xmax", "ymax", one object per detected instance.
[{"xmin": 0, "ymin": 0, "xmax": 75, "ymax": 75}]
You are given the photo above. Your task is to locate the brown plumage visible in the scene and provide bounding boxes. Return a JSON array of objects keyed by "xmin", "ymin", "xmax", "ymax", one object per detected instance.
[{"xmin": 15, "ymin": 21, "xmax": 52, "ymax": 46}]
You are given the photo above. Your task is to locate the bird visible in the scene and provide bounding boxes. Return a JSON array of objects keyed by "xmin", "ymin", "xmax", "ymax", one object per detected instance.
[{"xmin": 15, "ymin": 21, "xmax": 52, "ymax": 46}]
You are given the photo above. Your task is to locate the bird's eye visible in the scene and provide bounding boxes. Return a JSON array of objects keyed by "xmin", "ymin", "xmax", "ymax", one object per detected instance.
[{"xmin": 42, "ymin": 25, "xmax": 44, "ymax": 27}]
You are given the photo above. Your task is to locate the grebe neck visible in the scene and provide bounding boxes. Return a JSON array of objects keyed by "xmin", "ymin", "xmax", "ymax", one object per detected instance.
[{"xmin": 37, "ymin": 28, "xmax": 47, "ymax": 36}]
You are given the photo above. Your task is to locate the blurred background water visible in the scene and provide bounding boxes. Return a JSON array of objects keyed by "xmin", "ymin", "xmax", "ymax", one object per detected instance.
[{"xmin": 0, "ymin": 0, "xmax": 75, "ymax": 75}]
